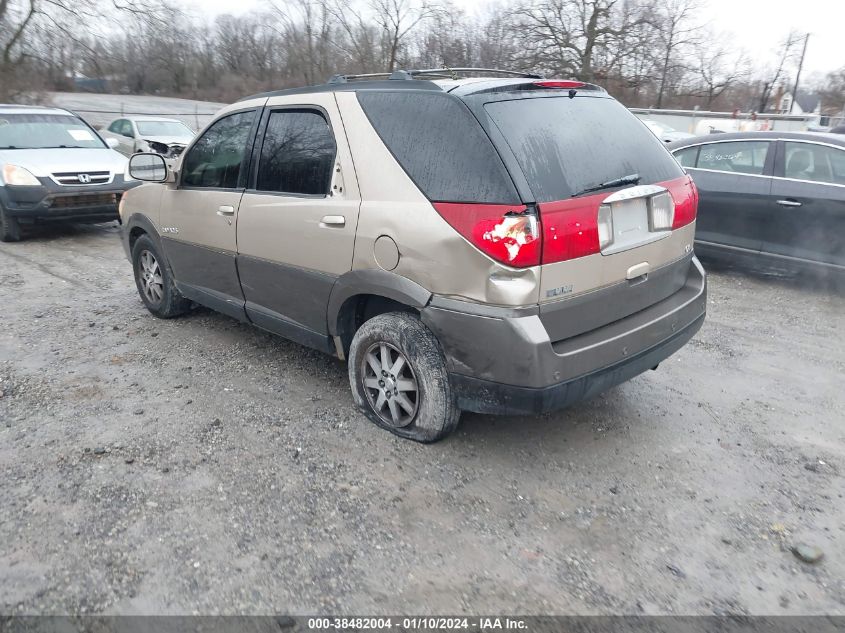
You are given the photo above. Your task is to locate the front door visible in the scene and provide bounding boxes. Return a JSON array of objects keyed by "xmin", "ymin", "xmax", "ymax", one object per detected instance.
[
  {"xmin": 159, "ymin": 107, "xmax": 260, "ymax": 320},
  {"xmin": 236, "ymin": 95, "xmax": 360, "ymax": 351},
  {"xmin": 766, "ymin": 140, "xmax": 845, "ymax": 267}
]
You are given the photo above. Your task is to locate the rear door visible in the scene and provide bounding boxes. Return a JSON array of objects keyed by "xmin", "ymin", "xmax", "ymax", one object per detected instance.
[
  {"xmin": 159, "ymin": 107, "xmax": 260, "ymax": 320},
  {"xmin": 767, "ymin": 140, "xmax": 845, "ymax": 266},
  {"xmin": 235, "ymin": 94, "xmax": 360, "ymax": 349},
  {"xmin": 679, "ymin": 139, "xmax": 774, "ymax": 253}
]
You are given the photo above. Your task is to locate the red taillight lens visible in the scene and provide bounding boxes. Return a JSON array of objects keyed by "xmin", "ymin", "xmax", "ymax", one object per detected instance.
[
  {"xmin": 671, "ymin": 176, "xmax": 698, "ymax": 229},
  {"xmin": 433, "ymin": 203, "xmax": 541, "ymax": 268},
  {"xmin": 534, "ymin": 80, "xmax": 586, "ymax": 89},
  {"xmin": 538, "ymin": 196, "xmax": 603, "ymax": 264}
]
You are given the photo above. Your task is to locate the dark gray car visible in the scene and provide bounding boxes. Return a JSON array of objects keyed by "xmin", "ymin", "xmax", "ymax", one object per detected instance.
[{"xmin": 668, "ymin": 131, "xmax": 845, "ymax": 274}]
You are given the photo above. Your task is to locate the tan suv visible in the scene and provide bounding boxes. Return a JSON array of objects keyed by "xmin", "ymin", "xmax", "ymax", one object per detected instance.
[{"xmin": 121, "ymin": 69, "xmax": 707, "ymax": 442}]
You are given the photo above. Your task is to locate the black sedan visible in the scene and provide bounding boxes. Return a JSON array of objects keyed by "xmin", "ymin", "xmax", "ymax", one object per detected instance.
[{"xmin": 667, "ymin": 131, "xmax": 844, "ymax": 275}]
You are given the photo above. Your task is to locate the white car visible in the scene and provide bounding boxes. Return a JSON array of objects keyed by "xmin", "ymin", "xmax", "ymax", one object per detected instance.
[
  {"xmin": 0, "ymin": 105, "xmax": 135, "ymax": 241},
  {"xmin": 101, "ymin": 116, "xmax": 194, "ymax": 158},
  {"xmin": 641, "ymin": 119, "xmax": 694, "ymax": 143}
]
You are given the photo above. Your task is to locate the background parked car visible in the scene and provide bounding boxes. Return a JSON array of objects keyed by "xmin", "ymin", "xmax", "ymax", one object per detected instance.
[
  {"xmin": 0, "ymin": 104, "xmax": 136, "ymax": 242},
  {"xmin": 101, "ymin": 116, "xmax": 194, "ymax": 158},
  {"xmin": 668, "ymin": 131, "xmax": 845, "ymax": 274},
  {"xmin": 641, "ymin": 118, "xmax": 694, "ymax": 143}
]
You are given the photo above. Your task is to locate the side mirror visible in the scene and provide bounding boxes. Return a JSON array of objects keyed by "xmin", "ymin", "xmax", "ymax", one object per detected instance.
[
  {"xmin": 105, "ymin": 137, "xmax": 120, "ymax": 149},
  {"xmin": 129, "ymin": 153, "xmax": 168, "ymax": 182}
]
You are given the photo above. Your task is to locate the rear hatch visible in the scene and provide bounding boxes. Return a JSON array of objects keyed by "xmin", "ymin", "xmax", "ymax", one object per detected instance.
[{"xmin": 476, "ymin": 89, "xmax": 698, "ymax": 336}]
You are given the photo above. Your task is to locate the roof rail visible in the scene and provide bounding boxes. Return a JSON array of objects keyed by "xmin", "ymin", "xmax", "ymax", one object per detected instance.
[
  {"xmin": 327, "ymin": 72, "xmax": 394, "ymax": 84},
  {"xmin": 407, "ymin": 68, "xmax": 544, "ymax": 80},
  {"xmin": 326, "ymin": 67, "xmax": 543, "ymax": 84}
]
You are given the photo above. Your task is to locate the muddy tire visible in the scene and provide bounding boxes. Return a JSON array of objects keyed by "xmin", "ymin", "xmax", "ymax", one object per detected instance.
[
  {"xmin": 131, "ymin": 234, "xmax": 191, "ymax": 318},
  {"xmin": 0, "ymin": 204, "xmax": 22, "ymax": 242},
  {"xmin": 348, "ymin": 311, "xmax": 461, "ymax": 443}
]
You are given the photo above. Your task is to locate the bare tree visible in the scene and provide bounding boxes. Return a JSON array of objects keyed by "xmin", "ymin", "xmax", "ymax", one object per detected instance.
[
  {"xmin": 369, "ymin": 0, "xmax": 441, "ymax": 71},
  {"xmin": 758, "ymin": 29, "xmax": 803, "ymax": 112},
  {"xmin": 652, "ymin": 0, "xmax": 701, "ymax": 108},
  {"xmin": 694, "ymin": 32, "xmax": 750, "ymax": 109},
  {"xmin": 510, "ymin": 0, "xmax": 644, "ymax": 81}
]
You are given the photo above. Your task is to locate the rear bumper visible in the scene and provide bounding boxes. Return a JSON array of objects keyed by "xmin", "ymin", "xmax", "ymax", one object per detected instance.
[
  {"xmin": 421, "ymin": 256, "xmax": 707, "ymax": 415},
  {"xmin": 0, "ymin": 177, "xmax": 137, "ymax": 223}
]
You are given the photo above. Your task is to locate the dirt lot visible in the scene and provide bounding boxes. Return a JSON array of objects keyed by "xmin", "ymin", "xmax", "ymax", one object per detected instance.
[{"xmin": 1, "ymin": 222, "xmax": 843, "ymax": 616}]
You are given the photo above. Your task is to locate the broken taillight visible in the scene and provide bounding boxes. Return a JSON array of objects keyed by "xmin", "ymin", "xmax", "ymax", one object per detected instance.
[{"xmin": 432, "ymin": 203, "xmax": 541, "ymax": 268}]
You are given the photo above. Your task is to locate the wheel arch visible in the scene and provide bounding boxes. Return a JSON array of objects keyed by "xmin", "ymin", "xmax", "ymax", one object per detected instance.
[
  {"xmin": 123, "ymin": 212, "xmax": 163, "ymax": 257},
  {"xmin": 328, "ymin": 269, "xmax": 432, "ymax": 356}
]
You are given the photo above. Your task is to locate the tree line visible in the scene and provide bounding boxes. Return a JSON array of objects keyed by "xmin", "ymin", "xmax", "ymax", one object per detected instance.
[{"xmin": 1, "ymin": 0, "xmax": 844, "ymax": 114}]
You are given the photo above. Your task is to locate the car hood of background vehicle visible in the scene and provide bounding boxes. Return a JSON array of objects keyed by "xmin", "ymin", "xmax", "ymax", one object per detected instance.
[
  {"xmin": 0, "ymin": 148, "xmax": 129, "ymax": 179},
  {"xmin": 141, "ymin": 135, "xmax": 192, "ymax": 146}
]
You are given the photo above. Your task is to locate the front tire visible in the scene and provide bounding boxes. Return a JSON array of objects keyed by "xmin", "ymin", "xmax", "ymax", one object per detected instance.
[
  {"xmin": 131, "ymin": 234, "xmax": 190, "ymax": 318},
  {"xmin": 348, "ymin": 312, "xmax": 461, "ymax": 443},
  {"xmin": 0, "ymin": 204, "xmax": 22, "ymax": 242}
]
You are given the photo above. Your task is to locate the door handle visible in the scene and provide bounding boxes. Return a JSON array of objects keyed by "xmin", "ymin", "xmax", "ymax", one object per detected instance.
[
  {"xmin": 217, "ymin": 205, "xmax": 235, "ymax": 216},
  {"xmin": 776, "ymin": 199, "xmax": 802, "ymax": 207},
  {"xmin": 320, "ymin": 215, "xmax": 345, "ymax": 227}
]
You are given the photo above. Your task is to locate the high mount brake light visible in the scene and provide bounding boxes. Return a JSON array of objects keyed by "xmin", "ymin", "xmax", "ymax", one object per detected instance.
[
  {"xmin": 533, "ymin": 80, "xmax": 586, "ymax": 89},
  {"xmin": 432, "ymin": 203, "xmax": 541, "ymax": 268}
]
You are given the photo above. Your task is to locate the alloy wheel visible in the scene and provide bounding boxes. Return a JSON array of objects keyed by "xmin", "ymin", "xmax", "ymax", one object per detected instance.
[
  {"xmin": 139, "ymin": 250, "xmax": 164, "ymax": 305},
  {"xmin": 362, "ymin": 342, "xmax": 419, "ymax": 428}
]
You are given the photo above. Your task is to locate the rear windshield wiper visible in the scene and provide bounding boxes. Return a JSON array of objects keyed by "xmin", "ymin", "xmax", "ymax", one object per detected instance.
[{"xmin": 572, "ymin": 173, "xmax": 640, "ymax": 198}]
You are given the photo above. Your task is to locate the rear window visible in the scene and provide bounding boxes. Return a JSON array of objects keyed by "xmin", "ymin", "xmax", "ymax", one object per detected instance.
[
  {"xmin": 357, "ymin": 91, "xmax": 519, "ymax": 204},
  {"xmin": 484, "ymin": 96, "xmax": 684, "ymax": 202}
]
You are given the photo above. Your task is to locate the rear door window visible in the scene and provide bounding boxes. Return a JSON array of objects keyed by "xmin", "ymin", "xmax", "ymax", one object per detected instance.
[
  {"xmin": 697, "ymin": 141, "xmax": 770, "ymax": 175},
  {"xmin": 784, "ymin": 142, "xmax": 845, "ymax": 185},
  {"xmin": 255, "ymin": 109, "xmax": 336, "ymax": 196},
  {"xmin": 484, "ymin": 95, "xmax": 684, "ymax": 202}
]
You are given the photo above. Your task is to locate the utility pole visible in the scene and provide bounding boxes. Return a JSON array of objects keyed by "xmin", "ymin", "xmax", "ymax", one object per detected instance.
[{"xmin": 790, "ymin": 33, "xmax": 810, "ymax": 114}]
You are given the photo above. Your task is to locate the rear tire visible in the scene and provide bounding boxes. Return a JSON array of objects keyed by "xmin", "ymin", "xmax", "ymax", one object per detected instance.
[
  {"xmin": 0, "ymin": 204, "xmax": 22, "ymax": 242},
  {"xmin": 348, "ymin": 312, "xmax": 461, "ymax": 443},
  {"xmin": 131, "ymin": 234, "xmax": 190, "ymax": 318}
]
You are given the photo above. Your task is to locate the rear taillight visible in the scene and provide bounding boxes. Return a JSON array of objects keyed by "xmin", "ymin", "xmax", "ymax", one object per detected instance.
[
  {"xmin": 433, "ymin": 203, "xmax": 541, "ymax": 268},
  {"xmin": 434, "ymin": 176, "xmax": 694, "ymax": 267},
  {"xmin": 671, "ymin": 177, "xmax": 698, "ymax": 229},
  {"xmin": 538, "ymin": 196, "xmax": 603, "ymax": 263}
]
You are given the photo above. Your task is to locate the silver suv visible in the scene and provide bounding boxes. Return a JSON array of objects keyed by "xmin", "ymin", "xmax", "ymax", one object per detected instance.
[
  {"xmin": 121, "ymin": 69, "xmax": 707, "ymax": 442},
  {"xmin": 0, "ymin": 105, "xmax": 136, "ymax": 242}
]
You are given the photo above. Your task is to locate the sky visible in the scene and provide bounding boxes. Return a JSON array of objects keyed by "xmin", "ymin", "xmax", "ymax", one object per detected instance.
[{"xmin": 192, "ymin": 0, "xmax": 844, "ymax": 79}]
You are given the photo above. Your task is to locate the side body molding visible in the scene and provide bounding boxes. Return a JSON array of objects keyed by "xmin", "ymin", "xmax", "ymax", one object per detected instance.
[{"xmin": 326, "ymin": 268, "xmax": 432, "ymax": 336}]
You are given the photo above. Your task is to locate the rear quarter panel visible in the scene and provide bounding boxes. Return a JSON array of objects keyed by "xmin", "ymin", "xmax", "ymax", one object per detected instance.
[{"xmin": 337, "ymin": 92, "xmax": 540, "ymax": 307}]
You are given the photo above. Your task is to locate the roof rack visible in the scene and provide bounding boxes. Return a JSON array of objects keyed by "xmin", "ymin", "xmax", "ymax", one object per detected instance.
[{"xmin": 327, "ymin": 67, "xmax": 543, "ymax": 84}]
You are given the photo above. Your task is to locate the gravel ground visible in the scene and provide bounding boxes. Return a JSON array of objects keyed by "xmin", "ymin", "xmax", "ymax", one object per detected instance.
[{"xmin": 0, "ymin": 222, "xmax": 843, "ymax": 616}]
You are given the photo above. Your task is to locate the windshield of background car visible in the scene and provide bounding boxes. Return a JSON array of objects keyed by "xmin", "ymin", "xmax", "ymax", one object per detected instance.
[
  {"xmin": 484, "ymin": 95, "xmax": 684, "ymax": 201},
  {"xmin": 136, "ymin": 121, "xmax": 193, "ymax": 138},
  {"xmin": 0, "ymin": 113, "xmax": 106, "ymax": 149}
]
